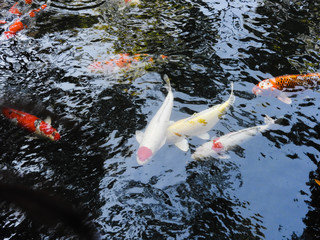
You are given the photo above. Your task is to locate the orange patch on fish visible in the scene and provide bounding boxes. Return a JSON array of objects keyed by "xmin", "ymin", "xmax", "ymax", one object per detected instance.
[
  {"xmin": 315, "ymin": 179, "xmax": 320, "ymax": 186},
  {"xmin": 174, "ymin": 132, "xmax": 182, "ymax": 137}
]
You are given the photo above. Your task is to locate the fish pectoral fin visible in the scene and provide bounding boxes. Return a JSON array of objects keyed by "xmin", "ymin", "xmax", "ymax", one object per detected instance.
[
  {"xmin": 175, "ymin": 138, "xmax": 189, "ymax": 152},
  {"xmin": 197, "ymin": 132, "xmax": 210, "ymax": 140},
  {"xmin": 44, "ymin": 116, "xmax": 51, "ymax": 125},
  {"xmin": 217, "ymin": 152, "xmax": 230, "ymax": 159},
  {"xmin": 135, "ymin": 130, "xmax": 144, "ymax": 144},
  {"xmin": 277, "ymin": 93, "xmax": 292, "ymax": 104}
]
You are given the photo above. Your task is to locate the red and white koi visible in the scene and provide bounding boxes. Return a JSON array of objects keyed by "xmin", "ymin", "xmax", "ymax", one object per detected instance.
[
  {"xmin": 2, "ymin": 107, "xmax": 60, "ymax": 141},
  {"xmin": 135, "ymin": 75, "xmax": 173, "ymax": 165},
  {"xmin": 191, "ymin": 115, "xmax": 275, "ymax": 160},
  {"xmin": 166, "ymin": 83, "xmax": 235, "ymax": 152},
  {"xmin": 1, "ymin": 1, "xmax": 49, "ymax": 39},
  {"xmin": 252, "ymin": 73, "xmax": 320, "ymax": 104}
]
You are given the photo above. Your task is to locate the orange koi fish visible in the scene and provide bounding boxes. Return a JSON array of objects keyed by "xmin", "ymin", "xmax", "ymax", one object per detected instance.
[
  {"xmin": 252, "ymin": 73, "xmax": 320, "ymax": 104},
  {"xmin": 2, "ymin": 2, "xmax": 48, "ymax": 39},
  {"xmin": 2, "ymin": 107, "xmax": 60, "ymax": 141},
  {"xmin": 88, "ymin": 54, "xmax": 167, "ymax": 73}
]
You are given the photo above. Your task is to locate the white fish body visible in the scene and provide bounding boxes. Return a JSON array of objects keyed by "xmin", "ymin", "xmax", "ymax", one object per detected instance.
[
  {"xmin": 135, "ymin": 75, "xmax": 173, "ymax": 165},
  {"xmin": 167, "ymin": 83, "xmax": 235, "ymax": 152},
  {"xmin": 191, "ymin": 115, "xmax": 276, "ymax": 160}
]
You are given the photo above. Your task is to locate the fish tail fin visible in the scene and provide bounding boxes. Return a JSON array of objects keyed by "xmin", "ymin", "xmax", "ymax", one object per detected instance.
[
  {"xmin": 163, "ymin": 74, "xmax": 171, "ymax": 91},
  {"xmin": 228, "ymin": 82, "xmax": 236, "ymax": 105},
  {"xmin": 263, "ymin": 114, "xmax": 275, "ymax": 125}
]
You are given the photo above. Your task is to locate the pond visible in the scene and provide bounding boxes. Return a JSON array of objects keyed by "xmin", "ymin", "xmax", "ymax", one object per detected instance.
[{"xmin": 0, "ymin": 0, "xmax": 320, "ymax": 239}]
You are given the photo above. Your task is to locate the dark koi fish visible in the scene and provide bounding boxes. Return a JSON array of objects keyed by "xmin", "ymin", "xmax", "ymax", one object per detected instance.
[
  {"xmin": 252, "ymin": 73, "xmax": 320, "ymax": 104},
  {"xmin": 2, "ymin": 107, "xmax": 60, "ymax": 141}
]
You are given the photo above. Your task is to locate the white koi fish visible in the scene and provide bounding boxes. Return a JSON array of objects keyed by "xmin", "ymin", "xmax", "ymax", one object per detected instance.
[
  {"xmin": 135, "ymin": 75, "xmax": 173, "ymax": 165},
  {"xmin": 166, "ymin": 83, "xmax": 235, "ymax": 152},
  {"xmin": 191, "ymin": 115, "xmax": 276, "ymax": 160}
]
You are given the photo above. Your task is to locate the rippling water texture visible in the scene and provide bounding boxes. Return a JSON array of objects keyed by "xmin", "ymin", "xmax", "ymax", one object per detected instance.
[{"xmin": 0, "ymin": 0, "xmax": 320, "ymax": 239}]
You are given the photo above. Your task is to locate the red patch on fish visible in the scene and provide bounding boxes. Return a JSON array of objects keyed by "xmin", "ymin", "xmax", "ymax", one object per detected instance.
[
  {"xmin": 137, "ymin": 146, "xmax": 152, "ymax": 163},
  {"xmin": 212, "ymin": 138, "xmax": 223, "ymax": 150},
  {"xmin": 9, "ymin": 2, "xmax": 22, "ymax": 16},
  {"xmin": 2, "ymin": 108, "xmax": 60, "ymax": 141}
]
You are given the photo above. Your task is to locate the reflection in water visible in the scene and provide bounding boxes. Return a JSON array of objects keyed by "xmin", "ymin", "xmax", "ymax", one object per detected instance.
[{"xmin": 0, "ymin": 0, "xmax": 319, "ymax": 239}]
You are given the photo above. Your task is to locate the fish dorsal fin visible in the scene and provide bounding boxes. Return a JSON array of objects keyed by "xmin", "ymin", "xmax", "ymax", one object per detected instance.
[
  {"xmin": 44, "ymin": 116, "xmax": 51, "ymax": 125},
  {"xmin": 135, "ymin": 130, "xmax": 144, "ymax": 144},
  {"xmin": 227, "ymin": 82, "xmax": 236, "ymax": 105},
  {"xmin": 197, "ymin": 132, "xmax": 210, "ymax": 140},
  {"xmin": 175, "ymin": 138, "xmax": 189, "ymax": 152}
]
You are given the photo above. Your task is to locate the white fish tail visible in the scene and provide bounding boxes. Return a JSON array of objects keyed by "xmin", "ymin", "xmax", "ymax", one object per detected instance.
[
  {"xmin": 163, "ymin": 74, "xmax": 171, "ymax": 91},
  {"xmin": 228, "ymin": 82, "xmax": 236, "ymax": 105},
  {"xmin": 264, "ymin": 115, "xmax": 275, "ymax": 125}
]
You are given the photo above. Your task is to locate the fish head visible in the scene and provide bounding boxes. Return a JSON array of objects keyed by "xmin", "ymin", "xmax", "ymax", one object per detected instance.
[
  {"xmin": 137, "ymin": 146, "xmax": 153, "ymax": 165},
  {"xmin": 252, "ymin": 79, "xmax": 277, "ymax": 96},
  {"xmin": 39, "ymin": 122, "xmax": 60, "ymax": 141}
]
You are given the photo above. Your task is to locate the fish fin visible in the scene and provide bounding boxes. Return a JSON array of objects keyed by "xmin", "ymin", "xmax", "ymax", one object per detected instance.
[
  {"xmin": 197, "ymin": 132, "xmax": 210, "ymax": 140},
  {"xmin": 277, "ymin": 93, "xmax": 292, "ymax": 104},
  {"xmin": 175, "ymin": 138, "xmax": 189, "ymax": 152},
  {"xmin": 217, "ymin": 152, "xmax": 230, "ymax": 159},
  {"xmin": 44, "ymin": 116, "xmax": 51, "ymax": 125},
  {"xmin": 135, "ymin": 130, "xmax": 144, "ymax": 144},
  {"xmin": 160, "ymin": 137, "xmax": 167, "ymax": 148},
  {"xmin": 263, "ymin": 115, "xmax": 275, "ymax": 125},
  {"xmin": 163, "ymin": 74, "xmax": 171, "ymax": 91},
  {"xmin": 228, "ymin": 82, "xmax": 236, "ymax": 105}
]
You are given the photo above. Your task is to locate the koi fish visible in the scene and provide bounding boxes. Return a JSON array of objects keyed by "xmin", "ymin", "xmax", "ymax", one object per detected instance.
[
  {"xmin": 2, "ymin": 1, "xmax": 49, "ymax": 39},
  {"xmin": 2, "ymin": 107, "xmax": 60, "ymax": 141},
  {"xmin": 88, "ymin": 54, "xmax": 167, "ymax": 73},
  {"xmin": 252, "ymin": 73, "xmax": 320, "ymax": 104},
  {"xmin": 135, "ymin": 75, "xmax": 173, "ymax": 165},
  {"xmin": 191, "ymin": 115, "xmax": 276, "ymax": 160},
  {"xmin": 166, "ymin": 83, "xmax": 235, "ymax": 152}
]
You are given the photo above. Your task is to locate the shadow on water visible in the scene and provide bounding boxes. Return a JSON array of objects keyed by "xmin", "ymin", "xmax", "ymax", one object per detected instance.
[{"xmin": 0, "ymin": 0, "xmax": 320, "ymax": 239}]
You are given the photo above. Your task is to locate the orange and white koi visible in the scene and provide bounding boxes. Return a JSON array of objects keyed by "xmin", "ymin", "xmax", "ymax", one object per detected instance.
[
  {"xmin": 192, "ymin": 115, "xmax": 275, "ymax": 160},
  {"xmin": 2, "ymin": 107, "xmax": 60, "ymax": 141},
  {"xmin": 252, "ymin": 73, "xmax": 320, "ymax": 104},
  {"xmin": 166, "ymin": 83, "xmax": 235, "ymax": 152},
  {"xmin": 135, "ymin": 75, "xmax": 173, "ymax": 165},
  {"xmin": 88, "ymin": 53, "xmax": 167, "ymax": 73}
]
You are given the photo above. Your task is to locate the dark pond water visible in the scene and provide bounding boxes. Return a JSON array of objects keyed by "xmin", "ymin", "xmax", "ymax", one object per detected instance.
[{"xmin": 0, "ymin": 0, "xmax": 320, "ymax": 239}]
